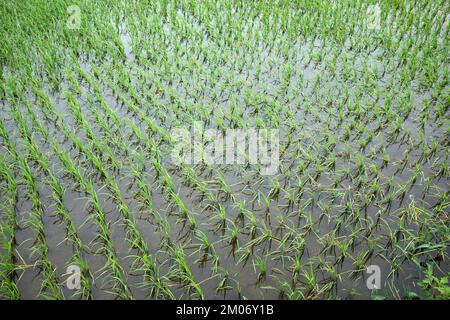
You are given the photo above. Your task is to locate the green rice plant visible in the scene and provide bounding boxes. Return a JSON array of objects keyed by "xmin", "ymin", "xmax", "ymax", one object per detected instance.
[
  {"xmin": 245, "ymin": 210, "xmax": 259, "ymax": 240},
  {"xmin": 167, "ymin": 244, "xmax": 204, "ymax": 299},
  {"xmin": 252, "ymin": 255, "xmax": 267, "ymax": 284},
  {"xmin": 207, "ymin": 203, "xmax": 226, "ymax": 232},
  {"xmin": 212, "ymin": 172, "xmax": 234, "ymax": 201},
  {"xmin": 215, "ymin": 268, "xmax": 233, "ymax": 296},
  {"xmin": 302, "ymin": 263, "xmax": 317, "ymax": 293},
  {"xmin": 263, "ymin": 277, "xmax": 302, "ymax": 300},
  {"xmin": 0, "ymin": 222, "xmax": 20, "ymax": 300},
  {"xmin": 66, "ymin": 257, "xmax": 93, "ymax": 300}
]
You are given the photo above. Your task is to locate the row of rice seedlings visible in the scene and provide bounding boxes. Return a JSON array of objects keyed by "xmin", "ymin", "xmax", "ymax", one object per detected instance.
[
  {"xmin": 75, "ymin": 58, "xmax": 227, "ymax": 297},
  {"xmin": 94, "ymin": 68, "xmax": 193, "ymax": 220},
  {"xmin": 65, "ymin": 90, "xmax": 121, "ymax": 173},
  {"xmin": 68, "ymin": 64, "xmax": 180, "ymax": 299},
  {"xmin": 26, "ymin": 77, "xmax": 133, "ymax": 299},
  {"xmin": 99, "ymin": 66, "xmax": 171, "ymax": 142},
  {"xmin": 166, "ymin": 244, "xmax": 205, "ymax": 299},
  {"xmin": 0, "ymin": 151, "xmax": 20, "ymax": 299},
  {"xmin": 61, "ymin": 58, "xmax": 204, "ymax": 296},
  {"xmin": 3, "ymin": 88, "xmax": 62, "ymax": 299},
  {"xmin": 14, "ymin": 87, "xmax": 94, "ymax": 299}
]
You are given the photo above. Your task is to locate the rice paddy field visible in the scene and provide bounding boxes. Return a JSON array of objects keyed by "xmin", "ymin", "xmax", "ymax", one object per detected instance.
[{"xmin": 0, "ymin": 0, "xmax": 449, "ymax": 300}]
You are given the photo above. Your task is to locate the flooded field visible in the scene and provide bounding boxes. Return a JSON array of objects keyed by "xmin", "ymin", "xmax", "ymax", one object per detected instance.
[{"xmin": 0, "ymin": 0, "xmax": 449, "ymax": 300}]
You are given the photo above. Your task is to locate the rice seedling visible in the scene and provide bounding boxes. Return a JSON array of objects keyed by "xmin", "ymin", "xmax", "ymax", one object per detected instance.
[{"xmin": 252, "ymin": 255, "xmax": 268, "ymax": 284}]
